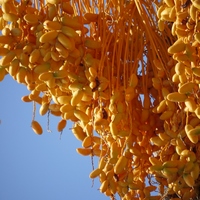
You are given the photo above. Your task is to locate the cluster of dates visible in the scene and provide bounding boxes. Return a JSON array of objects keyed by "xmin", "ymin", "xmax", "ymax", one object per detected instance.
[{"xmin": 1, "ymin": 0, "xmax": 200, "ymax": 199}]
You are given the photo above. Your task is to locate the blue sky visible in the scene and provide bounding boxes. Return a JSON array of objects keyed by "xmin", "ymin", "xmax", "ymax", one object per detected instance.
[{"xmin": 0, "ymin": 75, "xmax": 113, "ymax": 200}]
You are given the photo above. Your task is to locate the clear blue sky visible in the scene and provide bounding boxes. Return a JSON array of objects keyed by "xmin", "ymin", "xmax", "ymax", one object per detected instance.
[{"xmin": 0, "ymin": 75, "xmax": 116, "ymax": 200}]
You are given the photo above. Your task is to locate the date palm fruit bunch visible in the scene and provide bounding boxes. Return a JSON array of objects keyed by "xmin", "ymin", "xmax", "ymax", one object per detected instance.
[
  {"xmin": 0, "ymin": 0, "xmax": 200, "ymax": 199},
  {"xmin": 152, "ymin": 0, "xmax": 200, "ymax": 199}
]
